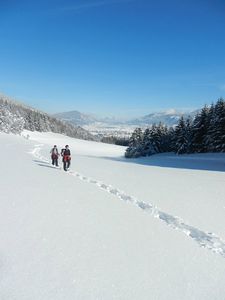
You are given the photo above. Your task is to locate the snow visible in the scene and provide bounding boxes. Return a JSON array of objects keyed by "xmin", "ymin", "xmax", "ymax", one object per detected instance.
[{"xmin": 1, "ymin": 131, "xmax": 225, "ymax": 299}]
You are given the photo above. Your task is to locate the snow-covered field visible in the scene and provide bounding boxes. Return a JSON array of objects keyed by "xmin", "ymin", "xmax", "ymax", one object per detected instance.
[{"xmin": 1, "ymin": 131, "xmax": 225, "ymax": 300}]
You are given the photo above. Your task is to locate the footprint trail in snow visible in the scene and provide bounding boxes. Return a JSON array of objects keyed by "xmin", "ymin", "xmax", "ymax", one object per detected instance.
[{"xmin": 31, "ymin": 144, "xmax": 225, "ymax": 259}]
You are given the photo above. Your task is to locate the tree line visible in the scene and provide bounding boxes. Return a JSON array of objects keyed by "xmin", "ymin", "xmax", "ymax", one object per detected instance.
[
  {"xmin": 101, "ymin": 135, "xmax": 129, "ymax": 146},
  {"xmin": 125, "ymin": 98, "xmax": 225, "ymax": 158}
]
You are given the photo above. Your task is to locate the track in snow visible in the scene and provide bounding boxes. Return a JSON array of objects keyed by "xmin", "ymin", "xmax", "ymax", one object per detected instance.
[{"xmin": 30, "ymin": 144, "xmax": 225, "ymax": 259}]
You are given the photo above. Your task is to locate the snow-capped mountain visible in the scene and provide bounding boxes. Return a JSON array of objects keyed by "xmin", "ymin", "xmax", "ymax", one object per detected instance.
[{"xmin": 128, "ymin": 109, "xmax": 197, "ymax": 126}]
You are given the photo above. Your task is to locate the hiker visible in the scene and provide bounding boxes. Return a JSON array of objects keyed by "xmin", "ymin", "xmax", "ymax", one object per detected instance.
[
  {"xmin": 61, "ymin": 145, "xmax": 71, "ymax": 171},
  {"xmin": 50, "ymin": 145, "xmax": 59, "ymax": 166}
]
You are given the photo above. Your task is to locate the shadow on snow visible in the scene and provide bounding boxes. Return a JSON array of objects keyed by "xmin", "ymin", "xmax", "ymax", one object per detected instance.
[{"xmin": 91, "ymin": 152, "xmax": 225, "ymax": 173}]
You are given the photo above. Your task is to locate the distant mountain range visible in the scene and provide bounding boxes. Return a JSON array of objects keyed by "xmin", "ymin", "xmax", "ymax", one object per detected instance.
[
  {"xmin": 54, "ymin": 109, "xmax": 198, "ymax": 128},
  {"xmin": 53, "ymin": 109, "xmax": 199, "ymax": 138},
  {"xmin": 54, "ymin": 110, "xmax": 97, "ymax": 126}
]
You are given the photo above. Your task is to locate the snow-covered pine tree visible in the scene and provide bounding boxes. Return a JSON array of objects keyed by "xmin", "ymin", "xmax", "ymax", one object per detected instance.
[
  {"xmin": 142, "ymin": 128, "xmax": 156, "ymax": 156},
  {"xmin": 0, "ymin": 101, "xmax": 24, "ymax": 134},
  {"xmin": 168, "ymin": 126, "xmax": 176, "ymax": 152},
  {"xmin": 203, "ymin": 103, "xmax": 215, "ymax": 152},
  {"xmin": 125, "ymin": 128, "xmax": 143, "ymax": 158},
  {"xmin": 149, "ymin": 124, "xmax": 161, "ymax": 153},
  {"xmin": 212, "ymin": 98, "xmax": 225, "ymax": 152},
  {"xmin": 174, "ymin": 116, "xmax": 189, "ymax": 154},
  {"xmin": 157, "ymin": 123, "xmax": 171, "ymax": 153},
  {"xmin": 191, "ymin": 106, "xmax": 209, "ymax": 153},
  {"xmin": 184, "ymin": 117, "xmax": 193, "ymax": 153}
]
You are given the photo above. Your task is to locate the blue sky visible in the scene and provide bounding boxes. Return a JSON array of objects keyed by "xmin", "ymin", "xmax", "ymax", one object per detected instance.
[{"xmin": 0, "ymin": 0, "xmax": 225, "ymax": 117}]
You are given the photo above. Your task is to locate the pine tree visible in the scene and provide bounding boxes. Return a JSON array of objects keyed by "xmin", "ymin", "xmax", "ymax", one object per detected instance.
[
  {"xmin": 142, "ymin": 128, "xmax": 156, "ymax": 156},
  {"xmin": 150, "ymin": 124, "xmax": 161, "ymax": 153},
  {"xmin": 174, "ymin": 116, "xmax": 188, "ymax": 154},
  {"xmin": 203, "ymin": 103, "xmax": 215, "ymax": 152},
  {"xmin": 169, "ymin": 127, "xmax": 176, "ymax": 152},
  {"xmin": 158, "ymin": 124, "xmax": 171, "ymax": 152},
  {"xmin": 125, "ymin": 128, "xmax": 143, "ymax": 158},
  {"xmin": 212, "ymin": 98, "xmax": 225, "ymax": 152},
  {"xmin": 185, "ymin": 117, "xmax": 193, "ymax": 153},
  {"xmin": 191, "ymin": 106, "xmax": 209, "ymax": 153}
]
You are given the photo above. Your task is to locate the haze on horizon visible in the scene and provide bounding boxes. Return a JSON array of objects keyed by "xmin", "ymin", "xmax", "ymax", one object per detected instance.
[{"xmin": 0, "ymin": 0, "xmax": 225, "ymax": 117}]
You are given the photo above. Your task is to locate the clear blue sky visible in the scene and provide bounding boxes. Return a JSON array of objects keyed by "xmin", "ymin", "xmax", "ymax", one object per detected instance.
[{"xmin": 1, "ymin": 0, "xmax": 225, "ymax": 117}]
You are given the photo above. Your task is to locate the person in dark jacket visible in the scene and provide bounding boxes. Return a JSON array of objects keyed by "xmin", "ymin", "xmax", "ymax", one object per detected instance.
[
  {"xmin": 50, "ymin": 145, "xmax": 59, "ymax": 166},
  {"xmin": 61, "ymin": 145, "xmax": 71, "ymax": 171}
]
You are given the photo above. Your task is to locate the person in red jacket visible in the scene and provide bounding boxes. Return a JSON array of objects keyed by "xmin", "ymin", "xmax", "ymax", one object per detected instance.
[
  {"xmin": 61, "ymin": 145, "xmax": 71, "ymax": 171},
  {"xmin": 50, "ymin": 145, "xmax": 59, "ymax": 167}
]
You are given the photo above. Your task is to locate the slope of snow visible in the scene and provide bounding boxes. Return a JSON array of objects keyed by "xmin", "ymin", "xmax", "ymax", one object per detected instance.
[{"xmin": 1, "ymin": 131, "xmax": 225, "ymax": 299}]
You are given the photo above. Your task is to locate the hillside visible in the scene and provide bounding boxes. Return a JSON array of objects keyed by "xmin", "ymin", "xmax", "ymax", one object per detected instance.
[{"xmin": 0, "ymin": 95, "xmax": 96, "ymax": 140}]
